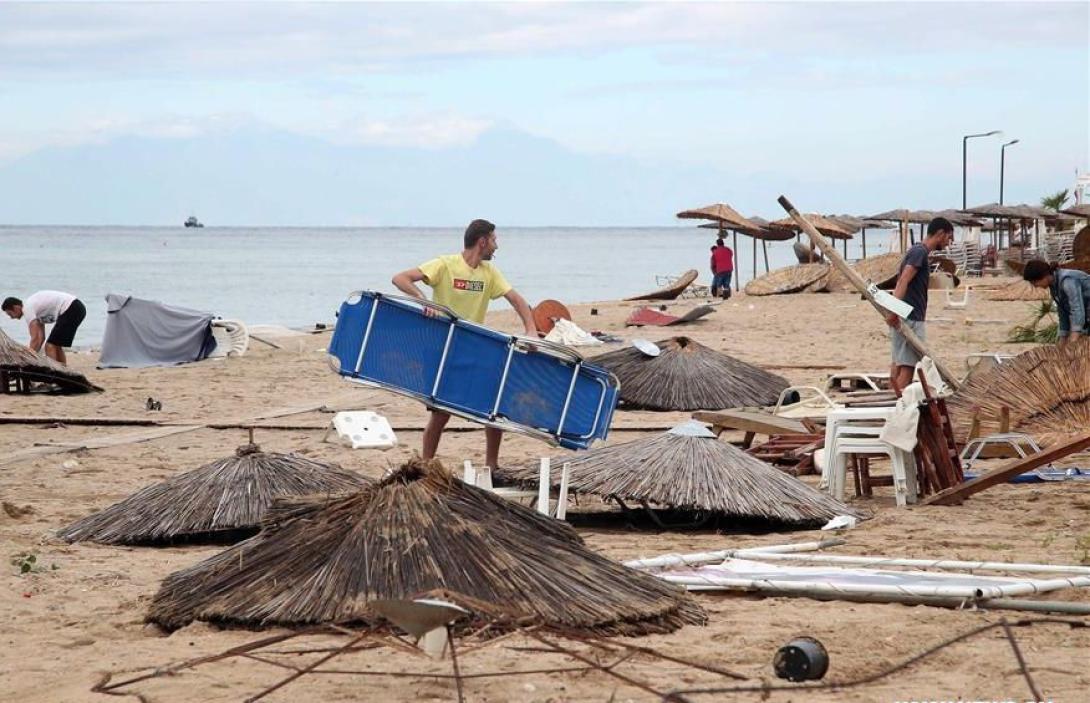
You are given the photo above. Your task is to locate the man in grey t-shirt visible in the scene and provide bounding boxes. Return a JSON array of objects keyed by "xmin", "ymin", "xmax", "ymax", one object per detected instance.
[{"xmin": 884, "ymin": 217, "xmax": 953, "ymax": 393}]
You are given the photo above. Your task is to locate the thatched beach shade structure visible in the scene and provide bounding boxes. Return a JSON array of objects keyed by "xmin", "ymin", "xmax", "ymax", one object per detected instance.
[
  {"xmin": 57, "ymin": 441, "xmax": 369, "ymax": 545},
  {"xmin": 0, "ymin": 328, "xmax": 102, "ymax": 394},
  {"xmin": 1061, "ymin": 204, "xmax": 1090, "ymax": 219},
  {"xmin": 744, "ymin": 262, "xmax": 831, "ymax": 295},
  {"xmin": 147, "ymin": 459, "xmax": 705, "ymax": 635},
  {"xmin": 768, "ymin": 213, "xmax": 855, "ymax": 263},
  {"xmin": 591, "ymin": 337, "xmax": 790, "ymax": 410},
  {"xmin": 825, "ymin": 215, "xmax": 895, "ymax": 259},
  {"xmin": 677, "ymin": 203, "xmax": 778, "ymax": 292},
  {"xmin": 986, "ymin": 279, "xmax": 1049, "ymax": 302},
  {"xmin": 825, "ymin": 251, "xmax": 903, "ymax": 292},
  {"xmin": 947, "ymin": 344, "xmax": 1090, "ymax": 446},
  {"xmin": 505, "ymin": 421, "xmax": 858, "ymax": 526}
]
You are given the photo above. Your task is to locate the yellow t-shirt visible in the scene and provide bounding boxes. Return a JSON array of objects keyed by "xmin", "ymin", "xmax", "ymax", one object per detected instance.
[{"xmin": 418, "ymin": 254, "xmax": 512, "ymax": 324}]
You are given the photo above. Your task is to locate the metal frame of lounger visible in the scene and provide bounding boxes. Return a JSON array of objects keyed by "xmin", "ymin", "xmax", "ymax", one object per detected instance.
[{"xmin": 329, "ymin": 291, "xmax": 619, "ymax": 449}]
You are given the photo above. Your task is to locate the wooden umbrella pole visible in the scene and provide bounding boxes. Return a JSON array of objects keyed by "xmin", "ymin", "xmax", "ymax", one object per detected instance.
[{"xmin": 777, "ymin": 195, "xmax": 960, "ymax": 389}]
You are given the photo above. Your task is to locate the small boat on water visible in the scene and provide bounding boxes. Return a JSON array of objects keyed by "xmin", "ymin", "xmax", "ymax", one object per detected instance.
[{"xmin": 184, "ymin": 216, "xmax": 204, "ymax": 228}]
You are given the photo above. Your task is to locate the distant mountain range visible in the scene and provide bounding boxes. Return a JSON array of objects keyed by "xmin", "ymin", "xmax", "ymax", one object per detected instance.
[{"xmin": 0, "ymin": 126, "xmax": 945, "ymax": 226}]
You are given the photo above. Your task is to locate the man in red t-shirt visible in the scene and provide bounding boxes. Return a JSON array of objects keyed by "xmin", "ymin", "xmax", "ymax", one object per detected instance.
[{"xmin": 710, "ymin": 239, "xmax": 734, "ymax": 299}]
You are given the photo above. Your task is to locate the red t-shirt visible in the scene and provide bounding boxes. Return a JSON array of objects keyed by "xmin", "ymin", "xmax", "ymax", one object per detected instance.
[{"xmin": 712, "ymin": 246, "xmax": 734, "ymax": 273}]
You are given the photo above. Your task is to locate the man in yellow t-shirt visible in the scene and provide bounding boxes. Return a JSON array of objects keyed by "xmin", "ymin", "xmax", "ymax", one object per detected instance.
[{"xmin": 392, "ymin": 219, "xmax": 538, "ymax": 469}]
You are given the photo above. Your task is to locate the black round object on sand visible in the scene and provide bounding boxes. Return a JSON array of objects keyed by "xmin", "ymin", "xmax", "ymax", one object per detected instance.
[{"xmin": 773, "ymin": 636, "xmax": 829, "ymax": 682}]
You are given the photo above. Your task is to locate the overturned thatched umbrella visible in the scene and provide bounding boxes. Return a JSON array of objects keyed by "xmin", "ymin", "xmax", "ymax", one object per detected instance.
[
  {"xmin": 986, "ymin": 279, "xmax": 1049, "ymax": 302},
  {"xmin": 744, "ymin": 262, "xmax": 831, "ymax": 295},
  {"xmin": 0, "ymin": 328, "xmax": 102, "ymax": 394},
  {"xmin": 947, "ymin": 344, "xmax": 1090, "ymax": 446},
  {"xmin": 591, "ymin": 337, "xmax": 789, "ymax": 410},
  {"xmin": 147, "ymin": 459, "xmax": 705, "ymax": 634},
  {"xmin": 57, "ymin": 442, "xmax": 369, "ymax": 545},
  {"xmin": 826, "ymin": 251, "xmax": 903, "ymax": 292},
  {"xmin": 504, "ymin": 422, "xmax": 858, "ymax": 526}
]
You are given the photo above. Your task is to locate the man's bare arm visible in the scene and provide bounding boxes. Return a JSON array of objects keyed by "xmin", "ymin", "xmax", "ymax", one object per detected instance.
[
  {"xmin": 391, "ymin": 268, "xmax": 429, "ymax": 300},
  {"xmin": 27, "ymin": 320, "xmax": 45, "ymax": 353},
  {"xmin": 503, "ymin": 289, "xmax": 538, "ymax": 337}
]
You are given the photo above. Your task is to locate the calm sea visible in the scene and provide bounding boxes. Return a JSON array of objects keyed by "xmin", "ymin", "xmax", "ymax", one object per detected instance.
[{"xmin": 0, "ymin": 226, "xmax": 898, "ymax": 347}]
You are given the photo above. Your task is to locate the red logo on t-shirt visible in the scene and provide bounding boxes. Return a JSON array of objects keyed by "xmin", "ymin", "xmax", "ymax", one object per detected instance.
[{"xmin": 453, "ymin": 279, "xmax": 485, "ymax": 292}]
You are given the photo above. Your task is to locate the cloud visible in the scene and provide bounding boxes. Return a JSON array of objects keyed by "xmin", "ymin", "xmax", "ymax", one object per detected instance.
[
  {"xmin": 334, "ymin": 113, "xmax": 494, "ymax": 149},
  {"xmin": 1, "ymin": 2, "xmax": 1084, "ymax": 79}
]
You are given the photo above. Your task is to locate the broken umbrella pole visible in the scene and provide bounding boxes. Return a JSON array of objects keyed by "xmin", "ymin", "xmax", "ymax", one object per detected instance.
[{"xmin": 776, "ymin": 195, "xmax": 960, "ymax": 390}]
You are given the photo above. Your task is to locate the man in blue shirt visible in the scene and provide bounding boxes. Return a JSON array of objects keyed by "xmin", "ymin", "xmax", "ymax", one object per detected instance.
[
  {"xmin": 1023, "ymin": 259, "xmax": 1090, "ymax": 348},
  {"xmin": 884, "ymin": 217, "xmax": 953, "ymax": 393}
]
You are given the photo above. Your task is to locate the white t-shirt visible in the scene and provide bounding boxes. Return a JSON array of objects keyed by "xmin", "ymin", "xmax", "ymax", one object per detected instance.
[{"xmin": 23, "ymin": 290, "xmax": 76, "ymax": 326}]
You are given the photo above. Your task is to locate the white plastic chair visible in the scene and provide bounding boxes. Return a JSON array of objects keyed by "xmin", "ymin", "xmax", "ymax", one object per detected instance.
[
  {"xmin": 772, "ymin": 385, "xmax": 842, "ymax": 418},
  {"xmin": 325, "ymin": 411, "xmax": 398, "ymax": 450},
  {"xmin": 944, "ymin": 288, "xmax": 971, "ymax": 309},
  {"xmin": 211, "ymin": 319, "xmax": 250, "ymax": 357},
  {"xmin": 463, "ymin": 458, "xmax": 570, "ymax": 519},
  {"xmin": 823, "ymin": 407, "xmax": 917, "ymax": 506}
]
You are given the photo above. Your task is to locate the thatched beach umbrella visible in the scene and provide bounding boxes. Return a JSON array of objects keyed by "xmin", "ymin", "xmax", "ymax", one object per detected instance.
[
  {"xmin": 0, "ymin": 328, "xmax": 102, "ymax": 394},
  {"xmin": 947, "ymin": 344, "xmax": 1090, "ymax": 446},
  {"xmin": 986, "ymin": 279, "xmax": 1049, "ymax": 302},
  {"xmin": 57, "ymin": 442, "xmax": 369, "ymax": 545},
  {"xmin": 147, "ymin": 459, "xmax": 705, "ymax": 634},
  {"xmin": 744, "ymin": 262, "xmax": 831, "ymax": 296},
  {"xmin": 504, "ymin": 422, "xmax": 858, "ymax": 526},
  {"xmin": 678, "ymin": 203, "xmax": 786, "ymax": 292},
  {"xmin": 1061, "ymin": 204, "xmax": 1090, "ymax": 219},
  {"xmin": 825, "ymin": 251, "xmax": 903, "ymax": 292},
  {"xmin": 591, "ymin": 337, "xmax": 789, "ymax": 410}
]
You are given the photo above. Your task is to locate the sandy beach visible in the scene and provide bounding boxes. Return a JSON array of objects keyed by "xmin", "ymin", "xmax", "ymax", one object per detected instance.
[{"xmin": 3, "ymin": 283, "xmax": 1088, "ymax": 703}]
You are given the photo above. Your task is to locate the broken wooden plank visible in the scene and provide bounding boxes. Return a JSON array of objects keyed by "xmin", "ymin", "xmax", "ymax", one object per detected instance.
[
  {"xmin": 922, "ymin": 431, "xmax": 1090, "ymax": 506},
  {"xmin": 692, "ymin": 409, "xmax": 808, "ymax": 437}
]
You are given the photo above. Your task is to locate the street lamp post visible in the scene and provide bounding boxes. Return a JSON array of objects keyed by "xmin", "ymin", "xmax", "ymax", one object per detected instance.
[
  {"xmin": 963, "ymin": 130, "xmax": 1001, "ymax": 208},
  {"xmin": 1000, "ymin": 139, "xmax": 1020, "ymax": 205}
]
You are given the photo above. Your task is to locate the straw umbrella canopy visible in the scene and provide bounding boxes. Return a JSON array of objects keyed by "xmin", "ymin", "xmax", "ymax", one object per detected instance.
[
  {"xmin": 0, "ymin": 328, "xmax": 102, "ymax": 394},
  {"xmin": 504, "ymin": 421, "xmax": 859, "ymax": 526},
  {"xmin": 767, "ymin": 213, "xmax": 854, "ymax": 240},
  {"xmin": 676, "ymin": 203, "xmax": 760, "ymax": 233},
  {"xmin": 985, "ymin": 280, "xmax": 1049, "ymax": 302},
  {"xmin": 591, "ymin": 337, "xmax": 789, "ymax": 410},
  {"xmin": 744, "ymin": 262, "xmax": 831, "ymax": 296},
  {"xmin": 947, "ymin": 344, "xmax": 1090, "ymax": 446},
  {"xmin": 147, "ymin": 458, "xmax": 705, "ymax": 635},
  {"xmin": 1061, "ymin": 204, "xmax": 1090, "ymax": 219},
  {"xmin": 57, "ymin": 442, "xmax": 370, "ymax": 545}
]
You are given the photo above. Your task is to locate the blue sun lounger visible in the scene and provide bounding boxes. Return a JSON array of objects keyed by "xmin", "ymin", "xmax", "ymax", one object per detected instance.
[{"xmin": 328, "ymin": 291, "xmax": 620, "ymax": 450}]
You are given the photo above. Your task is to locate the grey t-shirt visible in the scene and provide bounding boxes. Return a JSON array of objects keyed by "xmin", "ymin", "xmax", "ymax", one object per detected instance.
[{"xmin": 899, "ymin": 243, "xmax": 930, "ymax": 322}]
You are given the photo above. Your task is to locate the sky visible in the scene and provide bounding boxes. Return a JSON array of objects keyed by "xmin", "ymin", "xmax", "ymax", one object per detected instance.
[{"xmin": 0, "ymin": 1, "xmax": 1087, "ymax": 225}]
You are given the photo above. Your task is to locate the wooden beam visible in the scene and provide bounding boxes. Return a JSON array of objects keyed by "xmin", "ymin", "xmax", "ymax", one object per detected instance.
[
  {"xmin": 692, "ymin": 409, "xmax": 808, "ymax": 437},
  {"xmin": 777, "ymin": 195, "xmax": 960, "ymax": 389},
  {"xmin": 922, "ymin": 432, "xmax": 1090, "ymax": 506}
]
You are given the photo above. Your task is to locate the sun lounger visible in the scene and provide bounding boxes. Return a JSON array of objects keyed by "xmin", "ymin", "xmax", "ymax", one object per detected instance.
[{"xmin": 328, "ymin": 291, "xmax": 619, "ymax": 450}]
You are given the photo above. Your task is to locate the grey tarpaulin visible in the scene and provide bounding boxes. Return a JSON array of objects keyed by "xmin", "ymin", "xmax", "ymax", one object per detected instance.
[{"xmin": 99, "ymin": 294, "xmax": 217, "ymax": 368}]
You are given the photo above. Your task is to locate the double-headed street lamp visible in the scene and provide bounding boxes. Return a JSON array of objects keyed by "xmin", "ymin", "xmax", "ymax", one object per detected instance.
[
  {"xmin": 963, "ymin": 130, "xmax": 1001, "ymax": 208},
  {"xmin": 1000, "ymin": 139, "xmax": 1020, "ymax": 205}
]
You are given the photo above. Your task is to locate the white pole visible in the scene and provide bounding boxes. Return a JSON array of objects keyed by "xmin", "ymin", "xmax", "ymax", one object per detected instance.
[
  {"xmin": 623, "ymin": 540, "xmax": 843, "ymax": 571},
  {"xmin": 737, "ymin": 552, "xmax": 1090, "ymax": 576},
  {"xmin": 537, "ymin": 457, "xmax": 550, "ymax": 516}
]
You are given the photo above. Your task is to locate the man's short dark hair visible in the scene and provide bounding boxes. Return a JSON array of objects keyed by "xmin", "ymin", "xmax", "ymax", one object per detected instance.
[
  {"xmin": 464, "ymin": 219, "xmax": 495, "ymax": 249},
  {"xmin": 1, "ymin": 297, "xmax": 21, "ymax": 311},
  {"xmin": 715, "ymin": 238, "xmax": 725, "ymax": 247},
  {"xmin": 927, "ymin": 217, "xmax": 954, "ymax": 236}
]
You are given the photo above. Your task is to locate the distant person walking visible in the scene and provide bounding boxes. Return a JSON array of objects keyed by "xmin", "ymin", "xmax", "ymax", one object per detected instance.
[
  {"xmin": 884, "ymin": 217, "xmax": 953, "ymax": 393},
  {"xmin": 710, "ymin": 238, "xmax": 734, "ymax": 299},
  {"xmin": 2, "ymin": 290, "xmax": 87, "ymax": 366},
  {"xmin": 392, "ymin": 219, "xmax": 538, "ymax": 469},
  {"xmin": 1022, "ymin": 259, "xmax": 1090, "ymax": 348}
]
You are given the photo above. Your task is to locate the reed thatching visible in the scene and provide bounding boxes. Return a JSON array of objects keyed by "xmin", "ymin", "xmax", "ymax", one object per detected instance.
[
  {"xmin": 625, "ymin": 269, "xmax": 698, "ymax": 301},
  {"xmin": 986, "ymin": 280, "xmax": 1050, "ymax": 302},
  {"xmin": 767, "ymin": 213, "xmax": 854, "ymax": 239},
  {"xmin": 676, "ymin": 203, "xmax": 760, "ymax": 233},
  {"xmin": 57, "ymin": 443, "xmax": 369, "ymax": 545},
  {"xmin": 947, "ymin": 343, "xmax": 1090, "ymax": 445},
  {"xmin": 1061, "ymin": 205, "xmax": 1090, "ymax": 219},
  {"xmin": 827, "ymin": 252, "xmax": 903, "ymax": 292},
  {"xmin": 1075, "ymin": 227, "xmax": 1090, "ymax": 260},
  {"xmin": 0, "ymin": 328, "xmax": 102, "ymax": 394},
  {"xmin": 146, "ymin": 458, "xmax": 705, "ymax": 635},
  {"xmin": 591, "ymin": 337, "xmax": 789, "ymax": 410},
  {"xmin": 503, "ymin": 423, "xmax": 858, "ymax": 526},
  {"xmin": 744, "ymin": 263, "xmax": 830, "ymax": 296}
]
